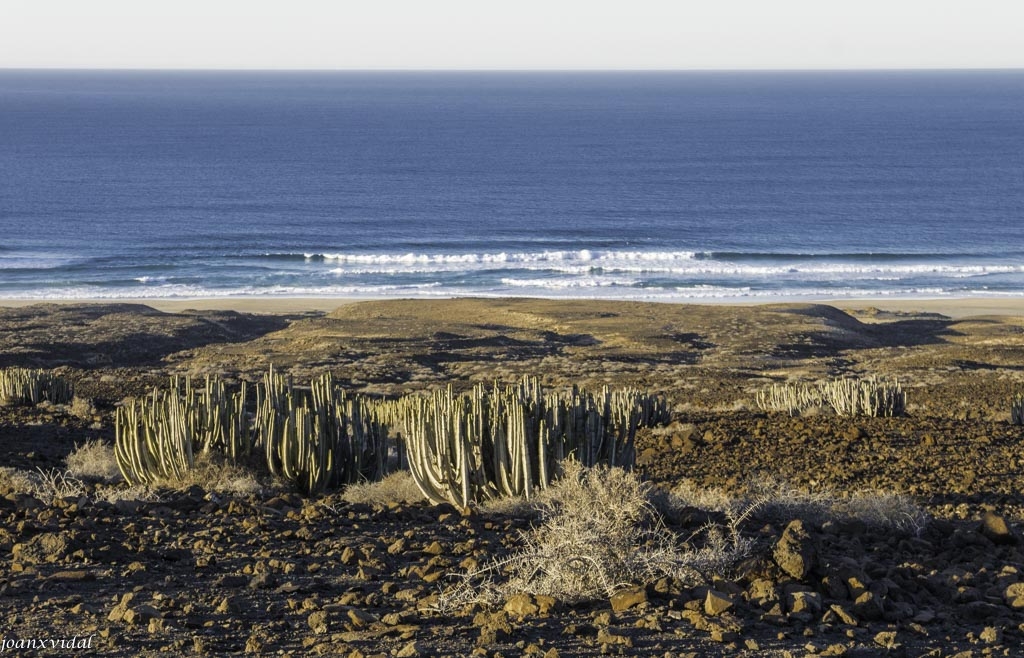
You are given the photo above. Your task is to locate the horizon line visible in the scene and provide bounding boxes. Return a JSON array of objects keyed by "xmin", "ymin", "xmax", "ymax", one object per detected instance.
[{"xmin": 2, "ymin": 66, "xmax": 1023, "ymax": 74}]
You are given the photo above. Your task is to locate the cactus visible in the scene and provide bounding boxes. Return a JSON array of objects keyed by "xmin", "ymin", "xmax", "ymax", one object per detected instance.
[
  {"xmin": 114, "ymin": 374, "xmax": 252, "ymax": 485},
  {"xmin": 1012, "ymin": 393, "xmax": 1024, "ymax": 425},
  {"xmin": 757, "ymin": 376, "xmax": 905, "ymax": 418},
  {"xmin": 256, "ymin": 368, "xmax": 390, "ymax": 495},
  {"xmin": 112, "ymin": 366, "xmax": 666, "ymax": 502},
  {"xmin": 0, "ymin": 367, "xmax": 73, "ymax": 406},
  {"xmin": 115, "ymin": 388, "xmax": 196, "ymax": 485},
  {"xmin": 394, "ymin": 377, "xmax": 669, "ymax": 507},
  {"xmin": 819, "ymin": 377, "xmax": 905, "ymax": 418},
  {"xmin": 756, "ymin": 382, "xmax": 821, "ymax": 416}
]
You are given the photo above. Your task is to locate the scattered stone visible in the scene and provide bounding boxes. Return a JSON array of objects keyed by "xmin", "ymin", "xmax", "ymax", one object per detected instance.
[
  {"xmin": 534, "ymin": 595, "xmax": 557, "ymax": 615},
  {"xmin": 610, "ymin": 586, "xmax": 647, "ymax": 612},
  {"xmin": 123, "ymin": 605, "xmax": 161, "ymax": 626},
  {"xmin": 828, "ymin": 604, "xmax": 859, "ymax": 626},
  {"xmin": 395, "ymin": 641, "xmax": 421, "ymax": 657},
  {"xmin": 704, "ymin": 590, "xmax": 734, "ymax": 616},
  {"xmin": 245, "ymin": 635, "xmax": 263, "ymax": 653},
  {"xmin": 873, "ymin": 631, "xmax": 900, "ymax": 650},
  {"xmin": 340, "ymin": 546, "xmax": 358, "ymax": 565},
  {"xmin": 50, "ymin": 570, "xmax": 94, "ymax": 581},
  {"xmin": 979, "ymin": 626, "xmax": 1002, "ymax": 644},
  {"xmin": 980, "ymin": 512, "xmax": 1018, "ymax": 545},
  {"xmin": 504, "ymin": 593, "xmax": 539, "ymax": 617},
  {"xmin": 1005, "ymin": 582, "xmax": 1024, "ymax": 609},
  {"xmin": 853, "ymin": 592, "xmax": 884, "ymax": 621},
  {"xmin": 11, "ymin": 533, "xmax": 70, "ymax": 565},
  {"xmin": 347, "ymin": 608, "xmax": 377, "ymax": 628},
  {"xmin": 787, "ymin": 590, "xmax": 822, "ymax": 616},
  {"xmin": 596, "ymin": 628, "xmax": 632, "ymax": 647},
  {"xmin": 773, "ymin": 520, "xmax": 817, "ymax": 581},
  {"xmin": 308, "ymin": 610, "xmax": 329, "ymax": 635}
]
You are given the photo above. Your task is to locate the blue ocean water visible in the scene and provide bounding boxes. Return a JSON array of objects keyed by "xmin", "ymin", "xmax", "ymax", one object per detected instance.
[{"xmin": 1, "ymin": 70, "xmax": 1023, "ymax": 301}]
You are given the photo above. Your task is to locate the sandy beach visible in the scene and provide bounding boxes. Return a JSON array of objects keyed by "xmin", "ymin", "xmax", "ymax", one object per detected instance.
[{"xmin": 2, "ymin": 293, "xmax": 1024, "ymax": 319}]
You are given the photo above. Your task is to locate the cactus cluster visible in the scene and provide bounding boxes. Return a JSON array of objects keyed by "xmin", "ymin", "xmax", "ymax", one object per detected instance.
[
  {"xmin": 113, "ymin": 369, "xmax": 667, "ymax": 503},
  {"xmin": 256, "ymin": 369, "xmax": 389, "ymax": 495},
  {"xmin": 757, "ymin": 376, "xmax": 905, "ymax": 418},
  {"xmin": 115, "ymin": 375, "xmax": 251, "ymax": 485},
  {"xmin": 0, "ymin": 367, "xmax": 73, "ymax": 406},
  {"xmin": 385, "ymin": 377, "xmax": 670, "ymax": 507},
  {"xmin": 115, "ymin": 368, "xmax": 389, "ymax": 494},
  {"xmin": 1012, "ymin": 393, "xmax": 1024, "ymax": 425}
]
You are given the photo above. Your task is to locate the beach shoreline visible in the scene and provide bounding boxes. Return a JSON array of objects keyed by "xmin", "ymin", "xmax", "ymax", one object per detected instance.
[{"xmin": 0, "ymin": 294, "xmax": 1022, "ymax": 319}]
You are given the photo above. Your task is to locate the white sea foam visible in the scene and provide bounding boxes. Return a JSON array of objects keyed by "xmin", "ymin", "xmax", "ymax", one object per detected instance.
[
  {"xmin": 6, "ymin": 249, "xmax": 1024, "ymax": 302},
  {"xmin": 284, "ymin": 250, "xmax": 1024, "ymax": 280},
  {"xmin": 2, "ymin": 283, "xmax": 1022, "ymax": 303}
]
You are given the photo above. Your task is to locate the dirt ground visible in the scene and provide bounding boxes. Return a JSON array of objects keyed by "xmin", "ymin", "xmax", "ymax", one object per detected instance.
[{"xmin": 1, "ymin": 299, "xmax": 1023, "ymax": 657}]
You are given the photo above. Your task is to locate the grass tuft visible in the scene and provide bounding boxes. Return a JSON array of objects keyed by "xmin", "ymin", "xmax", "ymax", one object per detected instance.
[
  {"xmin": 341, "ymin": 471, "xmax": 425, "ymax": 505},
  {"xmin": 65, "ymin": 440, "xmax": 123, "ymax": 483}
]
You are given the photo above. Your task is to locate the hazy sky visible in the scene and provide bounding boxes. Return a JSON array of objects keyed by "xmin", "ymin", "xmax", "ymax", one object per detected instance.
[{"xmin": 2, "ymin": 0, "xmax": 1022, "ymax": 70}]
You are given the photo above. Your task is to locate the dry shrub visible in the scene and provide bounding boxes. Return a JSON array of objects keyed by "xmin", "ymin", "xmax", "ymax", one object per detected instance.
[
  {"xmin": 440, "ymin": 461, "xmax": 753, "ymax": 610},
  {"xmin": 834, "ymin": 490, "xmax": 929, "ymax": 535},
  {"xmin": 0, "ymin": 467, "xmax": 85, "ymax": 504},
  {"xmin": 65, "ymin": 440, "xmax": 123, "ymax": 483},
  {"xmin": 148, "ymin": 453, "xmax": 264, "ymax": 497},
  {"xmin": 0, "ymin": 467, "xmax": 40, "ymax": 496},
  {"xmin": 664, "ymin": 479, "xmax": 741, "ymax": 515},
  {"xmin": 341, "ymin": 471, "xmax": 425, "ymax": 505},
  {"xmin": 68, "ymin": 396, "xmax": 96, "ymax": 420}
]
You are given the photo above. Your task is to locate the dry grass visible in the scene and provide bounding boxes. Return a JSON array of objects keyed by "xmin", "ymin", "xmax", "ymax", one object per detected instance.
[
  {"xmin": 0, "ymin": 467, "xmax": 40, "ymax": 496},
  {"xmin": 440, "ymin": 461, "xmax": 754, "ymax": 610},
  {"xmin": 68, "ymin": 396, "xmax": 97, "ymax": 420},
  {"xmin": 148, "ymin": 453, "xmax": 264, "ymax": 497},
  {"xmin": 91, "ymin": 484, "xmax": 164, "ymax": 505},
  {"xmin": 834, "ymin": 490, "xmax": 930, "ymax": 535},
  {"xmin": 341, "ymin": 471, "xmax": 425, "ymax": 505},
  {"xmin": 65, "ymin": 440, "xmax": 123, "ymax": 483},
  {"xmin": 666, "ymin": 475, "xmax": 928, "ymax": 535},
  {"xmin": 0, "ymin": 467, "xmax": 86, "ymax": 504}
]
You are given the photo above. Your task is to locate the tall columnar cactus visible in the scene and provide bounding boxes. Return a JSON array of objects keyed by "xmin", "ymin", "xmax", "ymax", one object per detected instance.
[
  {"xmin": 0, "ymin": 367, "xmax": 73, "ymax": 406},
  {"xmin": 756, "ymin": 382, "xmax": 821, "ymax": 416},
  {"xmin": 395, "ymin": 377, "xmax": 669, "ymax": 507},
  {"xmin": 114, "ymin": 374, "xmax": 253, "ymax": 485},
  {"xmin": 256, "ymin": 368, "xmax": 390, "ymax": 495},
  {"xmin": 757, "ymin": 376, "xmax": 905, "ymax": 418},
  {"xmin": 115, "ymin": 388, "xmax": 195, "ymax": 485}
]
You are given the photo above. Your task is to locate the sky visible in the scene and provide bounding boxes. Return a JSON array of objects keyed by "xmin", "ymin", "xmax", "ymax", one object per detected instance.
[{"xmin": 2, "ymin": 0, "xmax": 1022, "ymax": 70}]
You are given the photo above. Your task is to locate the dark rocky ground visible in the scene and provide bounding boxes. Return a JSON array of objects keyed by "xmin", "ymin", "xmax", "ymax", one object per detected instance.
[{"xmin": 1, "ymin": 299, "xmax": 1023, "ymax": 657}]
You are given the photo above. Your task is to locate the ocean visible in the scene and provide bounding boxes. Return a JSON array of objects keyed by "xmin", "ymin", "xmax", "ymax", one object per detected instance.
[{"xmin": 1, "ymin": 70, "xmax": 1022, "ymax": 302}]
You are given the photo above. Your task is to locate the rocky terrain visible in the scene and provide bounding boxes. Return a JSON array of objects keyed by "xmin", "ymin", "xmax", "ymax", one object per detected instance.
[{"xmin": 1, "ymin": 299, "xmax": 1023, "ymax": 657}]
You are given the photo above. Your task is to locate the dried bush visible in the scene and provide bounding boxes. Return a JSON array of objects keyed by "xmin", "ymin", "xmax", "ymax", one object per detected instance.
[
  {"xmin": 440, "ymin": 461, "xmax": 753, "ymax": 610},
  {"xmin": 151, "ymin": 453, "xmax": 264, "ymax": 497},
  {"xmin": 66, "ymin": 440, "xmax": 123, "ymax": 483},
  {"xmin": 68, "ymin": 396, "xmax": 97, "ymax": 420},
  {"xmin": 0, "ymin": 467, "xmax": 86, "ymax": 504},
  {"xmin": 341, "ymin": 471, "xmax": 425, "ymax": 505}
]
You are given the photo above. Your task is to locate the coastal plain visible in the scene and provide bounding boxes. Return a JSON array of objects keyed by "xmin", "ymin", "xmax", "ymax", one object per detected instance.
[{"xmin": 2, "ymin": 298, "xmax": 1024, "ymax": 656}]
